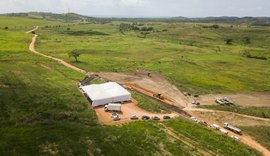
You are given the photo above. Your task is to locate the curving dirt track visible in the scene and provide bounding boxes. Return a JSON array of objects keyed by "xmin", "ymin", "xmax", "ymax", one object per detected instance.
[
  {"xmin": 28, "ymin": 29, "xmax": 88, "ymax": 75},
  {"xmin": 185, "ymin": 108, "xmax": 270, "ymax": 126},
  {"xmin": 25, "ymin": 26, "xmax": 39, "ymax": 34}
]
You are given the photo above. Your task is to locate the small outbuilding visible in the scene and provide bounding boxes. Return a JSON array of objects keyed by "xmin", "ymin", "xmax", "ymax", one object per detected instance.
[{"xmin": 81, "ymin": 82, "xmax": 131, "ymax": 107}]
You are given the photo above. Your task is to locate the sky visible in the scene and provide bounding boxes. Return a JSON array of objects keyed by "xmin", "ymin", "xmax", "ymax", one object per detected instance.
[{"xmin": 0, "ymin": 0, "xmax": 270, "ymax": 17}]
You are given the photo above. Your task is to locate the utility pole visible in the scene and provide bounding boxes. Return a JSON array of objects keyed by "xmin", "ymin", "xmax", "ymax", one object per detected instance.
[{"xmin": 65, "ymin": 8, "xmax": 70, "ymax": 23}]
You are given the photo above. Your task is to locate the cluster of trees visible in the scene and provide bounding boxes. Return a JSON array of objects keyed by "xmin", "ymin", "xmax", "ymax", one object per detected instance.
[
  {"xmin": 140, "ymin": 27, "xmax": 154, "ymax": 31},
  {"xmin": 201, "ymin": 24, "xmax": 220, "ymax": 29},
  {"xmin": 224, "ymin": 37, "xmax": 251, "ymax": 45},
  {"xmin": 242, "ymin": 51, "xmax": 267, "ymax": 60},
  {"xmin": 119, "ymin": 23, "xmax": 154, "ymax": 34}
]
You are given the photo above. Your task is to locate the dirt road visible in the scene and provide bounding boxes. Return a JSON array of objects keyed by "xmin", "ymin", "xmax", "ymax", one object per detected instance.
[
  {"xmin": 25, "ymin": 26, "xmax": 39, "ymax": 34},
  {"xmin": 28, "ymin": 28, "xmax": 88, "ymax": 75},
  {"xmin": 185, "ymin": 108, "xmax": 270, "ymax": 156},
  {"xmin": 185, "ymin": 108, "xmax": 270, "ymax": 126}
]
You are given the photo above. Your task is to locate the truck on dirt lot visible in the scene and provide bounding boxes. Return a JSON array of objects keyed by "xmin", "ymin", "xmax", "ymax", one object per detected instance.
[
  {"xmin": 219, "ymin": 128, "xmax": 229, "ymax": 135},
  {"xmin": 111, "ymin": 113, "xmax": 120, "ymax": 121},
  {"xmin": 210, "ymin": 124, "xmax": 220, "ymax": 130},
  {"xmin": 104, "ymin": 103, "xmax": 121, "ymax": 112},
  {"xmin": 224, "ymin": 123, "xmax": 242, "ymax": 134},
  {"xmin": 215, "ymin": 97, "xmax": 235, "ymax": 105}
]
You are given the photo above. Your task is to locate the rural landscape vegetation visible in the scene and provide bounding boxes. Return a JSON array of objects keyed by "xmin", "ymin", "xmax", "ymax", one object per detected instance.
[{"xmin": 0, "ymin": 10, "xmax": 270, "ymax": 156}]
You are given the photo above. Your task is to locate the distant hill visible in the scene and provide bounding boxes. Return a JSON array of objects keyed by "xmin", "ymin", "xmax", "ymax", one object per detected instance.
[
  {"xmin": 110, "ymin": 16, "xmax": 270, "ymax": 26},
  {"xmin": 0, "ymin": 12, "xmax": 105, "ymax": 23},
  {"xmin": 1, "ymin": 12, "xmax": 270, "ymax": 26},
  {"xmin": 172, "ymin": 16, "xmax": 270, "ymax": 26}
]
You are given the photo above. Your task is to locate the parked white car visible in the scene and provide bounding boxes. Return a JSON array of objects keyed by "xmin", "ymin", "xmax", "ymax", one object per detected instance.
[
  {"xmin": 190, "ymin": 116, "xmax": 197, "ymax": 122},
  {"xmin": 230, "ymin": 135, "xmax": 240, "ymax": 141},
  {"xmin": 210, "ymin": 124, "xmax": 220, "ymax": 130},
  {"xmin": 219, "ymin": 128, "xmax": 228, "ymax": 135}
]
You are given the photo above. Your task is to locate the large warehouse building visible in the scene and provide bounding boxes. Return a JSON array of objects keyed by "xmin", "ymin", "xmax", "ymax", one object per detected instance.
[{"xmin": 81, "ymin": 82, "xmax": 131, "ymax": 107}]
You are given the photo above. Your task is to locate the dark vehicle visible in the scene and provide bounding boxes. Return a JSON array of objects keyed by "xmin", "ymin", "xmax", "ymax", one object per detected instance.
[
  {"xmin": 111, "ymin": 113, "xmax": 120, "ymax": 121},
  {"xmin": 152, "ymin": 116, "xmax": 160, "ymax": 120},
  {"xmin": 130, "ymin": 115, "xmax": 139, "ymax": 120},
  {"xmin": 141, "ymin": 115, "xmax": 150, "ymax": 120},
  {"xmin": 198, "ymin": 121, "xmax": 208, "ymax": 126},
  {"xmin": 163, "ymin": 116, "xmax": 171, "ymax": 120}
]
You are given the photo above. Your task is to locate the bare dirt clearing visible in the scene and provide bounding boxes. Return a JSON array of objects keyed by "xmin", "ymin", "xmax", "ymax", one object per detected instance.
[
  {"xmin": 185, "ymin": 108, "xmax": 270, "ymax": 127},
  {"xmin": 94, "ymin": 99, "xmax": 179, "ymax": 125},
  {"xmin": 99, "ymin": 71, "xmax": 188, "ymax": 108},
  {"xmin": 197, "ymin": 93, "xmax": 270, "ymax": 107}
]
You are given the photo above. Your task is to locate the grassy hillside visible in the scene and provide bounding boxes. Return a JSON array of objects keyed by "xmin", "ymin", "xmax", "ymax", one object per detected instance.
[
  {"xmin": 0, "ymin": 17, "xmax": 263, "ymax": 155},
  {"xmin": 240, "ymin": 126, "xmax": 270, "ymax": 150},
  {"xmin": 0, "ymin": 16, "xmax": 64, "ymax": 31},
  {"xmin": 2, "ymin": 12, "xmax": 107, "ymax": 23},
  {"xmin": 132, "ymin": 91, "xmax": 171, "ymax": 113},
  {"xmin": 36, "ymin": 22, "xmax": 270, "ymax": 94}
]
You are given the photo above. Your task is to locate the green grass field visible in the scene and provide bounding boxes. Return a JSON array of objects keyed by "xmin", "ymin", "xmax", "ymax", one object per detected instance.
[
  {"xmin": 240, "ymin": 126, "xmax": 270, "ymax": 151},
  {"xmin": 35, "ymin": 22, "xmax": 270, "ymax": 94},
  {"xmin": 132, "ymin": 91, "xmax": 171, "ymax": 113},
  {"xmin": 199, "ymin": 105, "xmax": 270, "ymax": 118},
  {"xmin": 0, "ymin": 16, "xmax": 267, "ymax": 155}
]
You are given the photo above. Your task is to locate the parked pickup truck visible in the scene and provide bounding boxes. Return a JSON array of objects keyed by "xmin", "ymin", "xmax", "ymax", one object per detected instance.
[
  {"xmin": 104, "ymin": 103, "xmax": 121, "ymax": 112},
  {"xmin": 224, "ymin": 123, "xmax": 242, "ymax": 135}
]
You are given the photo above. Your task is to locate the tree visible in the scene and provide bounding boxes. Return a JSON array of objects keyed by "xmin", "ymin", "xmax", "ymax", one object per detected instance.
[
  {"xmin": 225, "ymin": 38, "xmax": 233, "ymax": 45},
  {"xmin": 243, "ymin": 37, "xmax": 251, "ymax": 44},
  {"xmin": 4, "ymin": 26, "xmax": 8, "ymax": 30},
  {"xmin": 68, "ymin": 50, "xmax": 81, "ymax": 62},
  {"xmin": 209, "ymin": 24, "xmax": 219, "ymax": 29}
]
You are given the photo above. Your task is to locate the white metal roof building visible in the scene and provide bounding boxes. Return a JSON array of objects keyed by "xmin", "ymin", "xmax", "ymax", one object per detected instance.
[{"xmin": 81, "ymin": 82, "xmax": 131, "ymax": 107}]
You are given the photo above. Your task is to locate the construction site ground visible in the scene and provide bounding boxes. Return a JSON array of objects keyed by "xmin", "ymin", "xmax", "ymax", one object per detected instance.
[
  {"xmin": 99, "ymin": 71, "xmax": 188, "ymax": 108},
  {"xmin": 185, "ymin": 108, "xmax": 270, "ymax": 127},
  {"xmin": 196, "ymin": 93, "xmax": 270, "ymax": 107},
  {"xmin": 94, "ymin": 99, "xmax": 179, "ymax": 125}
]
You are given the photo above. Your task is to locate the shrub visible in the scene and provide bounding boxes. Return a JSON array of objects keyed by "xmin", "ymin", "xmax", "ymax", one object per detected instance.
[
  {"xmin": 225, "ymin": 38, "xmax": 233, "ymax": 45},
  {"xmin": 243, "ymin": 37, "xmax": 251, "ymax": 44},
  {"xmin": 209, "ymin": 24, "xmax": 219, "ymax": 29}
]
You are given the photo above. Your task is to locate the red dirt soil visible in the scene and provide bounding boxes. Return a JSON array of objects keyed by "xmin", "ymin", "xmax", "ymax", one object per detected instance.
[
  {"xmin": 94, "ymin": 99, "xmax": 179, "ymax": 125},
  {"xmin": 197, "ymin": 93, "xmax": 270, "ymax": 107},
  {"xmin": 99, "ymin": 71, "xmax": 188, "ymax": 108}
]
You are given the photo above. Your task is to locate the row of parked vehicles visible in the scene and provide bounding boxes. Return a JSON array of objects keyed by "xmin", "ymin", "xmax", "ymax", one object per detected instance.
[
  {"xmin": 190, "ymin": 116, "xmax": 241, "ymax": 141},
  {"xmin": 215, "ymin": 97, "xmax": 235, "ymax": 105},
  {"xmin": 111, "ymin": 113, "xmax": 171, "ymax": 121}
]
